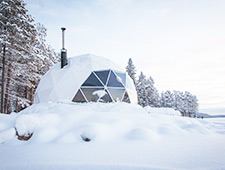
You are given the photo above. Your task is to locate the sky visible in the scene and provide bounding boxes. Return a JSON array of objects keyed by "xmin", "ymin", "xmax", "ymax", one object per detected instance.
[{"xmin": 25, "ymin": 0, "xmax": 225, "ymax": 112}]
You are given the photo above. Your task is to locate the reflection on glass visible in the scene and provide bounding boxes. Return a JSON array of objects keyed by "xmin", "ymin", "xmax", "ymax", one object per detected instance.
[
  {"xmin": 107, "ymin": 88, "xmax": 125, "ymax": 102},
  {"xmin": 72, "ymin": 89, "xmax": 86, "ymax": 102},
  {"xmin": 107, "ymin": 71, "xmax": 124, "ymax": 87},
  {"xmin": 122, "ymin": 91, "xmax": 131, "ymax": 103},
  {"xmin": 82, "ymin": 72, "xmax": 103, "ymax": 86},
  {"xmin": 81, "ymin": 87, "xmax": 112, "ymax": 102},
  {"xmin": 73, "ymin": 70, "xmax": 132, "ymax": 103},
  {"xmin": 94, "ymin": 70, "xmax": 110, "ymax": 85},
  {"xmin": 115, "ymin": 71, "xmax": 126, "ymax": 85},
  {"xmin": 100, "ymin": 90, "xmax": 112, "ymax": 103}
]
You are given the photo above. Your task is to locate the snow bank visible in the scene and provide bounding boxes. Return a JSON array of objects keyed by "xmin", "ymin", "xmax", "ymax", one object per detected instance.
[
  {"xmin": 145, "ymin": 106, "xmax": 181, "ymax": 116},
  {"xmin": 0, "ymin": 113, "xmax": 17, "ymax": 144},
  {"xmin": 0, "ymin": 102, "xmax": 225, "ymax": 170},
  {"xmin": 0, "ymin": 102, "xmax": 220, "ymax": 143}
]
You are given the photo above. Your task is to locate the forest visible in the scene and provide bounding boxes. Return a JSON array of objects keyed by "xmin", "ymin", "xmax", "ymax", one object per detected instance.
[
  {"xmin": 0, "ymin": 0, "xmax": 198, "ymax": 117},
  {"xmin": 0, "ymin": 0, "xmax": 59, "ymax": 113}
]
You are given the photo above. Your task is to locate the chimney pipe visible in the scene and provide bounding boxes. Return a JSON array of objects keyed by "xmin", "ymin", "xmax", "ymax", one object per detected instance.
[{"xmin": 61, "ymin": 27, "xmax": 68, "ymax": 68}]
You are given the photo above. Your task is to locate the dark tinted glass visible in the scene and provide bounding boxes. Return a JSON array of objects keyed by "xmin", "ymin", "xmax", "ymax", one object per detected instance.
[
  {"xmin": 108, "ymin": 88, "xmax": 125, "ymax": 102},
  {"xmin": 100, "ymin": 90, "xmax": 113, "ymax": 103},
  {"xmin": 94, "ymin": 70, "xmax": 110, "ymax": 85},
  {"xmin": 81, "ymin": 87, "xmax": 112, "ymax": 102},
  {"xmin": 114, "ymin": 71, "xmax": 126, "ymax": 86},
  {"xmin": 72, "ymin": 89, "xmax": 87, "ymax": 102},
  {"xmin": 107, "ymin": 71, "xmax": 124, "ymax": 87},
  {"xmin": 122, "ymin": 91, "xmax": 131, "ymax": 103},
  {"xmin": 82, "ymin": 72, "xmax": 103, "ymax": 87}
]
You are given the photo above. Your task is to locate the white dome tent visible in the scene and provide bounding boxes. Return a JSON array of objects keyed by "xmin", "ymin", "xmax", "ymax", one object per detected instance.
[{"xmin": 34, "ymin": 54, "xmax": 137, "ymax": 104}]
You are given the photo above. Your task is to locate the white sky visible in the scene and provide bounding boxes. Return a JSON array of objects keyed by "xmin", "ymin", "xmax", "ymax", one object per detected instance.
[{"xmin": 25, "ymin": 0, "xmax": 225, "ymax": 110}]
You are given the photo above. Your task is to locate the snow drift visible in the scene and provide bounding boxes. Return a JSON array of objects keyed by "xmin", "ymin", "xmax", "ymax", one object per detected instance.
[{"xmin": 0, "ymin": 102, "xmax": 225, "ymax": 170}]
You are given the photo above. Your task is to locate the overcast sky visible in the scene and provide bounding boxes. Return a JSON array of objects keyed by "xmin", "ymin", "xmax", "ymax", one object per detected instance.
[{"xmin": 25, "ymin": 0, "xmax": 225, "ymax": 111}]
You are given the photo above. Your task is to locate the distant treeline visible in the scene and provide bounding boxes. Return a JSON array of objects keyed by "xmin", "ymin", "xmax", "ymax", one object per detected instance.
[{"xmin": 126, "ymin": 58, "xmax": 199, "ymax": 117}]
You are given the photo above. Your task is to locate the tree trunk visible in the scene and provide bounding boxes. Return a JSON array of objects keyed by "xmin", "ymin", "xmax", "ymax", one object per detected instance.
[
  {"xmin": 25, "ymin": 86, "xmax": 28, "ymax": 99},
  {"xmin": 1, "ymin": 45, "xmax": 6, "ymax": 113},
  {"xmin": 4, "ymin": 63, "xmax": 12, "ymax": 114},
  {"xmin": 16, "ymin": 98, "xmax": 19, "ymax": 113},
  {"xmin": 30, "ymin": 81, "xmax": 34, "ymax": 105},
  {"xmin": 6, "ymin": 98, "xmax": 11, "ymax": 114}
]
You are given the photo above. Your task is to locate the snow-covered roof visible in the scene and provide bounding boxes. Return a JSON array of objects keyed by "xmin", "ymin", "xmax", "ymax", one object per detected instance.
[{"xmin": 34, "ymin": 54, "xmax": 137, "ymax": 104}]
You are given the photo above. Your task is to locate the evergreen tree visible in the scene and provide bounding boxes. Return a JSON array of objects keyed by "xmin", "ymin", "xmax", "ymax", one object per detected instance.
[
  {"xmin": 136, "ymin": 72, "xmax": 148, "ymax": 107},
  {"xmin": 146, "ymin": 76, "xmax": 160, "ymax": 107},
  {"xmin": 171, "ymin": 90, "xmax": 198, "ymax": 117},
  {"xmin": 182, "ymin": 91, "xmax": 198, "ymax": 117},
  {"xmin": 0, "ymin": 0, "xmax": 36, "ymax": 113},
  {"xmin": 6, "ymin": 23, "xmax": 59, "ymax": 113},
  {"xmin": 136, "ymin": 72, "xmax": 160, "ymax": 107},
  {"xmin": 173, "ymin": 90, "xmax": 184, "ymax": 112},
  {"xmin": 126, "ymin": 58, "xmax": 137, "ymax": 86},
  {"xmin": 0, "ymin": 0, "xmax": 59, "ymax": 113},
  {"xmin": 160, "ymin": 90, "xmax": 174, "ymax": 108},
  {"xmin": 190, "ymin": 95, "xmax": 198, "ymax": 117}
]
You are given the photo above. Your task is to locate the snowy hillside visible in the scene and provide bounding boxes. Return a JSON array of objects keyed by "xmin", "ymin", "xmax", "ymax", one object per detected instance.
[{"xmin": 0, "ymin": 102, "xmax": 225, "ymax": 170}]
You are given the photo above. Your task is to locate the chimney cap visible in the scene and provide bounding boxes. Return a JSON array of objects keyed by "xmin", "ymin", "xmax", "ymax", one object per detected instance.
[{"xmin": 61, "ymin": 27, "xmax": 66, "ymax": 31}]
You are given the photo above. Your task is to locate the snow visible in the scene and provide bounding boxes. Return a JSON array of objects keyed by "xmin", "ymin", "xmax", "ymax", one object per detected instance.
[
  {"xmin": 145, "ymin": 106, "xmax": 181, "ymax": 116},
  {"xmin": 0, "ymin": 102, "xmax": 225, "ymax": 170}
]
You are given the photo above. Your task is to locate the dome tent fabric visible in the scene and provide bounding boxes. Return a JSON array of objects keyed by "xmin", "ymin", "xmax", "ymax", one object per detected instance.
[{"xmin": 34, "ymin": 54, "xmax": 137, "ymax": 104}]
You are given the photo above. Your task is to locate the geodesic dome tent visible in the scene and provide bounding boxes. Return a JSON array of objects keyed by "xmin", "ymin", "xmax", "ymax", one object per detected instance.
[{"xmin": 34, "ymin": 54, "xmax": 137, "ymax": 104}]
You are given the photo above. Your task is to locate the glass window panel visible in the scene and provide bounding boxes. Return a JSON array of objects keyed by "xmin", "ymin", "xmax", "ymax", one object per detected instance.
[
  {"xmin": 100, "ymin": 90, "xmax": 113, "ymax": 103},
  {"xmin": 108, "ymin": 88, "xmax": 125, "ymax": 102},
  {"xmin": 81, "ymin": 88, "xmax": 112, "ymax": 103},
  {"xmin": 107, "ymin": 71, "xmax": 124, "ymax": 87},
  {"xmin": 114, "ymin": 71, "xmax": 126, "ymax": 86},
  {"xmin": 94, "ymin": 70, "xmax": 110, "ymax": 85},
  {"xmin": 82, "ymin": 72, "xmax": 103, "ymax": 87},
  {"xmin": 72, "ymin": 89, "xmax": 87, "ymax": 103},
  {"xmin": 122, "ymin": 91, "xmax": 131, "ymax": 103}
]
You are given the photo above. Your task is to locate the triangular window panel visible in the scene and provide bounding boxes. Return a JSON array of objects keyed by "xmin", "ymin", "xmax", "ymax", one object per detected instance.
[
  {"xmin": 114, "ymin": 71, "xmax": 126, "ymax": 86},
  {"xmin": 108, "ymin": 88, "xmax": 125, "ymax": 102},
  {"xmin": 94, "ymin": 70, "xmax": 110, "ymax": 85},
  {"xmin": 81, "ymin": 87, "xmax": 112, "ymax": 103},
  {"xmin": 82, "ymin": 72, "xmax": 103, "ymax": 87},
  {"xmin": 122, "ymin": 91, "xmax": 131, "ymax": 103},
  {"xmin": 72, "ymin": 89, "xmax": 87, "ymax": 103},
  {"xmin": 101, "ymin": 90, "xmax": 113, "ymax": 103},
  {"xmin": 107, "ymin": 71, "xmax": 124, "ymax": 87}
]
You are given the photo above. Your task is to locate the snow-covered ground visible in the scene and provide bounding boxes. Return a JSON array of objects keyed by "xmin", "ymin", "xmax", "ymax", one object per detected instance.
[{"xmin": 0, "ymin": 102, "xmax": 225, "ymax": 170}]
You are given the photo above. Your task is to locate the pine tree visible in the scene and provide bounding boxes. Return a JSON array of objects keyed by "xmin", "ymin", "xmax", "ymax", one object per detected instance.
[
  {"xmin": 160, "ymin": 90, "xmax": 174, "ymax": 108},
  {"xmin": 173, "ymin": 91, "xmax": 184, "ymax": 112},
  {"xmin": 136, "ymin": 72, "xmax": 148, "ymax": 107},
  {"xmin": 8, "ymin": 23, "xmax": 59, "ymax": 112},
  {"xmin": 0, "ymin": 0, "xmax": 59, "ymax": 113},
  {"xmin": 182, "ymin": 91, "xmax": 198, "ymax": 117},
  {"xmin": 0, "ymin": 0, "xmax": 36, "ymax": 113},
  {"xmin": 171, "ymin": 90, "xmax": 198, "ymax": 117},
  {"xmin": 126, "ymin": 58, "xmax": 137, "ymax": 86},
  {"xmin": 146, "ymin": 76, "xmax": 160, "ymax": 107},
  {"xmin": 136, "ymin": 72, "xmax": 160, "ymax": 107},
  {"xmin": 190, "ymin": 95, "xmax": 198, "ymax": 117}
]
